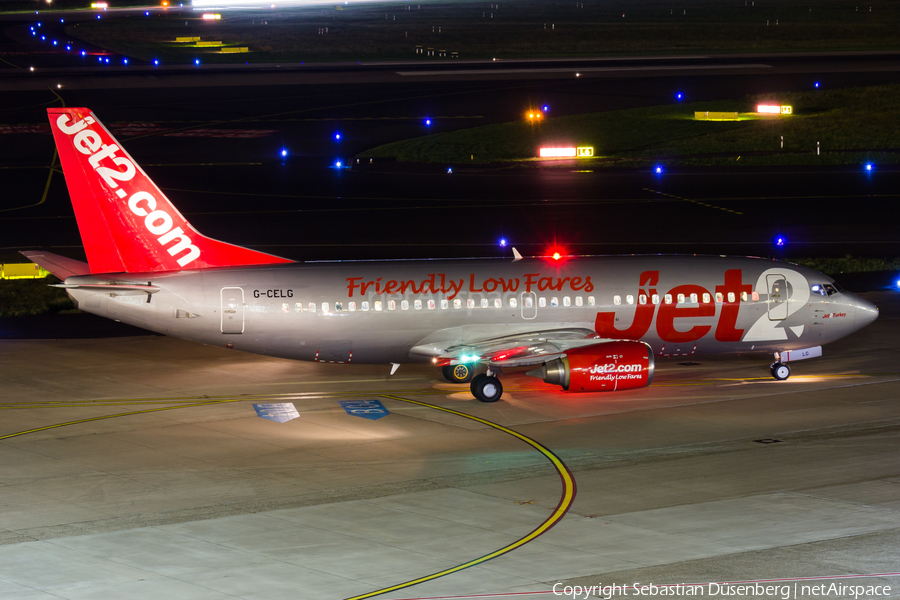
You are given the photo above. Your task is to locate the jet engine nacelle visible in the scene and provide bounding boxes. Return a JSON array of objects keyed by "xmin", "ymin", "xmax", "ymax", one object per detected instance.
[{"xmin": 526, "ymin": 341, "xmax": 655, "ymax": 392}]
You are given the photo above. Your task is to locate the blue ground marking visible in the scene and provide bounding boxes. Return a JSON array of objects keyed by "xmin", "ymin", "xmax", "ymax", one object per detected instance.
[
  {"xmin": 253, "ymin": 403, "xmax": 300, "ymax": 423},
  {"xmin": 339, "ymin": 400, "xmax": 390, "ymax": 420}
]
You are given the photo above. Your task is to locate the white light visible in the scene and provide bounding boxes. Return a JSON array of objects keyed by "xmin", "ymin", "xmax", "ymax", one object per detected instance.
[
  {"xmin": 540, "ymin": 147, "xmax": 576, "ymax": 158},
  {"xmin": 757, "ymin": 104, "xmax": 781, "ymax": 114}
]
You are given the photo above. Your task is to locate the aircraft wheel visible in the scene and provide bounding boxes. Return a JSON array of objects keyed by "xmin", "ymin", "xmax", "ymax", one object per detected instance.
[
  {"xmin": 443, "ymin": 364, "xmax": 474, "ymax": 383},
  {"xmin": 470, "ymin": 373, "xmax": 487, "ymax": 396},
  {"xmin": 771, "ymin": 362, "xmax": 791, "ymax": 381},
  {"xmin": 473, "ymin": 376, "xmax": 503, "ymax": 403}
]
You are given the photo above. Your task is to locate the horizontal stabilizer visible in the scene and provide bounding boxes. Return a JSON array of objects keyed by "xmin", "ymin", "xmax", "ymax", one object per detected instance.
[
  {"xmin": 52, "ymin": 282, "xmax": 161, "ymax": 294},
  {"xmin": 20, "ymin": 250, "xmax": 90, "ymax": 280}
]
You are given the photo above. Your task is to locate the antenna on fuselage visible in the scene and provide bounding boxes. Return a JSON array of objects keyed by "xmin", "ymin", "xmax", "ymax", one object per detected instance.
[{"xmin": 511, "ymin": 247, "xmax": 523, "ymax": 262}]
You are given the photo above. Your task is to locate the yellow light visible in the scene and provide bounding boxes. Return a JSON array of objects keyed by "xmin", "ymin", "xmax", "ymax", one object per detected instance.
[
  {"xmin": 576, "ymin": 147, "xmax": 594, "ymax": 157},
  {"xmin": 202, "ymin": 12, "xmax": 221, "ymax": 19},
  {"xmin": 90, "ymin": 2, "xmax": 107, "ymax": 6},
  {"xmin": 780, "ymin": 105, "xmax": 792, "ymax": 114}
]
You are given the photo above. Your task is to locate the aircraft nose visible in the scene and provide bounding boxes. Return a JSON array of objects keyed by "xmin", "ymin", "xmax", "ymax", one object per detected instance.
[{"xmin": 853, "ymin": 295, "xmax": 879, "ymax": 329}]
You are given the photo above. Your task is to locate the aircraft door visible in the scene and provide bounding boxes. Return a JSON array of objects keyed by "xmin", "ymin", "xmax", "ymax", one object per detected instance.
[
  {"xmin": 221, "ymin": 287, "xmax": 245, "ymax": 334},
  {"xmin": 521, "ymin": 292, "xmax": 537, "ymax": 320},
  {"xmin": 767, "ymin": 275, "xmax": 788, "ymax": 321}
]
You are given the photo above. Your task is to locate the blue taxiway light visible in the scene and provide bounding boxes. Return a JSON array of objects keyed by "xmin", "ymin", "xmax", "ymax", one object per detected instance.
[
  {"xmin": 676, "ymin": 92, "xmax": 683, "ymax": 100},
  {"xmin": 655, "ymin": 165, "xmax": 663, "ymax": 174},
  {"xmin": 98, "ymin": 56, "xmax": 102, "ymax": 62},
  {"xmin": 447, "ymin": 167, "xmax": 453, "ymax": 174},
  {"xmin": 815, "ymin": 82, "xmax": 820, "ymax": 88},
  {"xmin": 335, "ymin": 160, "xmax": 342, "ymax": 168},
  {"xmin": 865, "ymin": 163, "xmax": 873, "ymax": 172},
  {"xmin": 280, "ymin": 149, "xmax": 288, "ymax": 157},
  {"xmin": 41, "ymin": 35, "xmax": 45, "ymax": 40},
  {"xmin": 896, "ymin": 279, "xmax": 900, "ymax": 289},
  {"xmin": 425, "ymin": 118, "xmax": 431, "ymax": 125},
  {"xmin": 775, "ymin": 236, "xmax": 786, "ymax": 247},
  {"xmin": 81, "ymin": 50, "xmax": 86, "ymax": 56},
  {"xmin": 499, "ymin": 238, "xmax": 507, "ymax": 247},
  {"xmin": 145, "ymin": 11, "xmax": 149, "ymax": 15},
  {"xmin": 96, "ymin": 14, "xmax": 101, "ymax": 19},
  {"xmin": 334, "ymin": 133, "xmax": 341, "ymax": 140},
  {"xmin": 194, "ymin": 58, "xmax": 200, "ymax": 65},
  {"xmin": 153, "ymin": 59, "xmax": 159, "ymax": 65},
  {"xmin": 123, "ymin": 58, "xmax": 128, "ymax": 65},
  {"xmin": 543, "ymin": 105, "xmax": 549, "ymax": 111},
  {"xmin": 52, "ymin": 40, "xmax": 57, "ymax": 45}
]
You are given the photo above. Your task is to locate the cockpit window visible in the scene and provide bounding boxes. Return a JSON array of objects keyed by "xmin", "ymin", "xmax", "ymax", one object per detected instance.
[{"xmin": 811, "ymin": 283, "xmax": 839, "ymax": 297}]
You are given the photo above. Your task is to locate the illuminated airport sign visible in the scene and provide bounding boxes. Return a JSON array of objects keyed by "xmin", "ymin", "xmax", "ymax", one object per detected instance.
[
  {"xmin": 539, "ymin": 147, "xmax": 593, "ymax": 158},
  {"xmin": 540, "ymin": 147, "xmax": 576, "ymax": 158},
  {"xmin": 757, "ymin": 105, "xmax": 793, "ymax": 114},
  {"xmin": 201, "ymin": 12, "xmax": 221, "ymax": 19},
  {"xmin": 90, "ymin": 2, "xmax": 107, "ymax": 7}
]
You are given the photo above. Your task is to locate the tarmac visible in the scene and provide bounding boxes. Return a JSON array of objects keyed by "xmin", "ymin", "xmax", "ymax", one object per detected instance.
[{"xmin": 1, "ymin": 291, "xmax": 898, "ymax": 599}]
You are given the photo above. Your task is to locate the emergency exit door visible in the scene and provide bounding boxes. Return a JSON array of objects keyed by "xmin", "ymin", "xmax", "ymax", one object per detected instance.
[{"xmin": 767, "ymin": 275, "xmax": 788, "ymax": 321}]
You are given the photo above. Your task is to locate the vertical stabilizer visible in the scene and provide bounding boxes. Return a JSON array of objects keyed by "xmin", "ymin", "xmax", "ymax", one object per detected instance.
[{"xmin": 48, "ymin": 108, "xmax": 293, "ymax": 274}]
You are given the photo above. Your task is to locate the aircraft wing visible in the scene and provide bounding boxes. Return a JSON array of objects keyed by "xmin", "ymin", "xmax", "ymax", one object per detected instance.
[{"xmin": 411, "ymin": 328, "xmax": 605, "ymax": 368}]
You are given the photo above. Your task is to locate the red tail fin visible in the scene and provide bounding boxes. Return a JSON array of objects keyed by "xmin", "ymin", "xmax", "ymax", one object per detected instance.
[{"xmin": 48, "ymin": 108, "xmax": 293, "ymax": 274}]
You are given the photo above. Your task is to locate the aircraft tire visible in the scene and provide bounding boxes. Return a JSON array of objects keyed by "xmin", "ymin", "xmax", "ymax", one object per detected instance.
[
  {"xmin": 771, "ymin": 362, "xmax": 791, "ymax": 381},
  {"xmin": 443, "ymin": 364, "xmax": 474, "ymax": 383},
  {"xmin": 470, "ymin": 373, "xmax": 487, "ymax": 396},
  {"xmin": 473, "ymin": 376, "xmax": 503, "ymax": 403}
]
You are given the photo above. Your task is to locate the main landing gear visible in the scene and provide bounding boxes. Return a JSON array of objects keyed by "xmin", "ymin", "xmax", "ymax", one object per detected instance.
[
  {"xmin": 471, "ymin": 372, "xmax": 503, "ymax": 402},
  {"xmin": 443, "ymin": 364, "xmax": 503, "ymax": 402},
  {"xmin": 442, "ymin": 364, "xmax": 474, "ymax": 383},
  {"xmin": 770, "ymin": 352, "xmax": 791, "ymax": 381}
]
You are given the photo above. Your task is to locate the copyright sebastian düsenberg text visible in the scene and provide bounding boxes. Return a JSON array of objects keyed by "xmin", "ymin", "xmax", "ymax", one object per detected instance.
[{"xmin": 552, "ymin": 582, "xmax": 892, "ymax": 599}]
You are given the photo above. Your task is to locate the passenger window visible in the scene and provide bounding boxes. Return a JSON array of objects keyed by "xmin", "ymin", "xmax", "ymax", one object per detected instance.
[
  {"xmin": 454, "ymin": 298, "xmax": 462, "ymax": 309},
  {"xmin": 639, "ymin": 294, "xmax": 647, "ymax": 305},
  {"xmin": 690, "ymin": 293, "xmax": 698, "ymax": 303},
  {"xmin": 480, "ymin": 298, "xmax": 489, "ymax": 309},
  {"xmin": 309, "ymin": 302, "xmax": 316, "ymax": 312},
  {"xmin": 388, "ymin": 300, "xmax": 396, "ymax": 311},
  {"xmin": 539, "ymin": 297, "xmax": 547, "ymax": 308},
  {"xmin": 349, "ymin": 301, "xmax": 356, "ymax": 311},
  {"xmin": 588, "ymin": 296, "xmax": 595, "ymax": 306},
  {"xmin": 715, "ymin": 292, "xmax": 724, "ymax": 303},
  {"xmin": 551, "ymin": 297, "xmax": 559, "ymax": 307},
  {"xmin": 626, "ymin": 295, "xmax": 634, "ymax": 305},
  {"xmin": 652, "ymin": 294, "xmax": 660, "ymax": 305},
  {"xmin": 702, "ymin": 293, "xmax": 711, "ymax": 304},
  {"xmin": 441, "ymin": 299, "xmax": 449, "ymax": 310},
  {"xmin": 510, "ymin": 297, "xmax": 518, "ymax": 308},
  {"xmin": 374, "ymin": 300, "xmax": 383, "ymax": 311},
  {"xmin": 322, "ymin": 302, "xmax": 330, "ymax": 313},
  {"xmin": 494, "ymin": 298, "xmax": 502, "ymax": 308},
  {"xmin": 282, "ymin": 303, "xmax": 290, "ymax": 313},
  {"xmin": 575, "ymin": 296, "xmax": 583, "ymax": 307},
  {"xmin": 727, "ymin": 292, "xmax": 735, "ymax": 303},
  {"xmin": 751, "ymin": 291, "xmax": 759, "ymax": 302},
  {"xmin": 740, "ymin": 291, "xmax": 748, "ymax": 302},
  {"xmin": 400, "ymin": 300, "xmax": 409, "ymax": 310},
  {"xmin": 428, "ymin": 299, "xmax": 435, "ymax": 310},
  {"xmin": 613, "ymin": 295, "xmax": 622, "ymax": 306},
  {"xmin": 676, "ymin": 294, "xmax": 685, "ymax": 304},
  {"xmin": 362, "ymin": 301, "xmax": 370, "ymax": 311},
  {"xmin": 525, "ymin": 296, "xmax": 534, "ymax": 308},
  {"xmin": 414, "ymin": 299, "xmax": 422, "ymax": 310},
  {"xmin": 295, "ymin": 302, "xmax": 303, "ymax": 313},
  {"xmin": 664, "ymin": 294, "xmax": 673, "ymax": 305},
  {"xmin": 467, "ymin": 298, "xmax": 475, "ymax": 309},
  {"xmin": 335, "ymin": 302, "xmax": 343, "ymax": 312},
  {"xmin": 562, "ymin": 296, "xmax": 570, "ymax": 307}
]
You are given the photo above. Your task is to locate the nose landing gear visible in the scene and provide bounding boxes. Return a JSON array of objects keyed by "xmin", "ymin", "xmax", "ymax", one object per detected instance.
[{"xmin": 771, "ymin": 352, "xmax": 791, "ymax": 381}]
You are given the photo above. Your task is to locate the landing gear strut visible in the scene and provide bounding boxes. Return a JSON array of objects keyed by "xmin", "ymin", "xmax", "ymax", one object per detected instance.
[
  {"xmin": 443, "ymin": 364, "xmax": 474, "ymax": 383},
  {"xmin": 770, "ymin": 362, "xmax": 791, "ymax": 381}
]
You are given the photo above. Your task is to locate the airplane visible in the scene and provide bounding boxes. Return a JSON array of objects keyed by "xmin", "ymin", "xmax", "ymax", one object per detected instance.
[{"xmin": 24, "ymin": 107, "xmax": 880, "ymax": 403}]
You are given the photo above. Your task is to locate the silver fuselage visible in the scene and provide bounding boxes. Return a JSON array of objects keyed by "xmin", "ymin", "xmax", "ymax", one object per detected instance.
[{"xmin": 64, "ymin": 255, "xmax": 879, "ymax": 364}]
